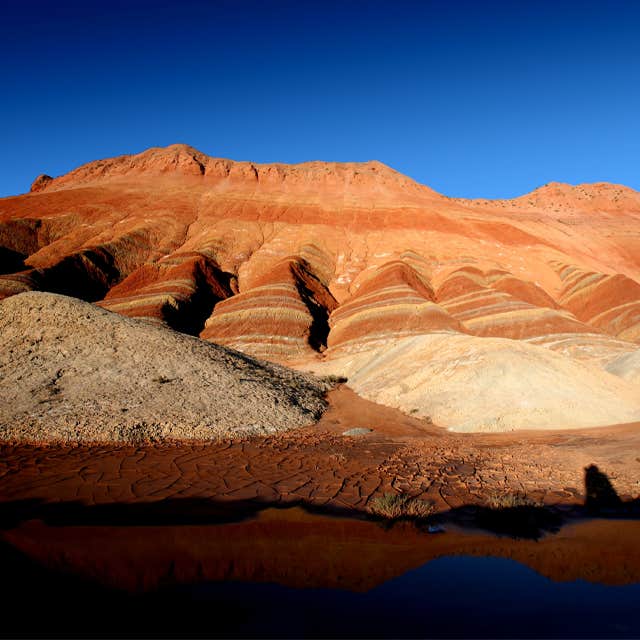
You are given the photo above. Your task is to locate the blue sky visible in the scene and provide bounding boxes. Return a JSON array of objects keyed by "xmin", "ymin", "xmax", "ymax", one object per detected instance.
[{"xmin": 1, "ymin": 0, "xmax": 639, "ymax": 198}]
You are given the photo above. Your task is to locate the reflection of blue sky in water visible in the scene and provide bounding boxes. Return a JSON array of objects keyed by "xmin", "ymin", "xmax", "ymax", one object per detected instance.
[{"xmin": 187, "ymin": 555, "xmax": 640, "ymax": 638}]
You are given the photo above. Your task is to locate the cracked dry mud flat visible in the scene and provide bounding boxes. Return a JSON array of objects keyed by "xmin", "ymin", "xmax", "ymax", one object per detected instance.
[{"xmin": 2, "ymin": 388, "xmax": 639, "ymax": 513}]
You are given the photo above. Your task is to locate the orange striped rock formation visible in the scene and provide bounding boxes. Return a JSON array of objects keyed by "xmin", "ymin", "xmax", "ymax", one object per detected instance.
[
  {"xmin": 327, "ymin": 257, "xmax": 462, "ymax": 353},
  {"xmin": 201, "ymin": 248, "xmax": 337, "ymax": 359},
  {"xmin": 551, "ymin": 261, "xmax": 640, "ymax": 343},
  {"xmin": 1, "ymin": 143, "xmax": 640, "ymax": 431}
]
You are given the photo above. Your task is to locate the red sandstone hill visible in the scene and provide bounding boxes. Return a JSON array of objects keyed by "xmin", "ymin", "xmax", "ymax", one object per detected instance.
[{"xmin": 1, "ymin": 144, "xmax": 640, "ymax": 433}]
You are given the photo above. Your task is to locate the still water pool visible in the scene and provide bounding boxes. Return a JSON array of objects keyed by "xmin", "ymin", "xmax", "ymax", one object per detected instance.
[
  {"xmin": 2, "ymin": 507, "xmax": 640, "ymax": 638},
  {"xmin": 178, "ymin": 555, "xmax": 640, "ymax": 638}
]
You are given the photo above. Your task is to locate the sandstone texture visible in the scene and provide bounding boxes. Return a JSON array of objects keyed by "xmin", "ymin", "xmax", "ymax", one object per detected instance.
[
  {"xmin": 310, "ymin": 334, "xmax": 640, "ymax": 431},
  {"xmin": 2, "ymin": 143, "xmax": 640, "ymax": 432},
  {"xmin": 0, "ymin": 292, "xmax": 329, "ymax": 443}
]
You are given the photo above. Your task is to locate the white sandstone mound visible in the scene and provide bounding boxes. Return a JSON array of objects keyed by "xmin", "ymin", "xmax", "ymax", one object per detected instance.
[
  {"xmin": 311, "ymin": 334, "xmax": 640, "ymax": 432},
  {"xmin": 0, "ymin": 292, "xmax": 330, "ymax": 443}
]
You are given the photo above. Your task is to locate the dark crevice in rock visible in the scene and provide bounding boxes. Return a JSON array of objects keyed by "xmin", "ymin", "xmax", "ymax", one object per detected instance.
[
  {"xmin": 191, "ymin": 156, "xmax": 206, "ymax": 176},
  {"xmin": 0, "ymin": 247, "xmax": 27, "ymax": 275},
  {"xmin": 37, "ymin": 248, "xmax": 122, "ymax": 302},
  {"xmin": 163, "ymin": 260, "xmax": 235, "ymax": 336},
  {"xmin": 291, "ymin": 260, "xmax": 338, "ymax": 352}
]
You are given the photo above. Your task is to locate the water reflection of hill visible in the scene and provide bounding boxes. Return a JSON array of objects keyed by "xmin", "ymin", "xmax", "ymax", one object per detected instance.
[{"xmin": 3, "ymin": 506, "xmax": 640, "ymax": 593}]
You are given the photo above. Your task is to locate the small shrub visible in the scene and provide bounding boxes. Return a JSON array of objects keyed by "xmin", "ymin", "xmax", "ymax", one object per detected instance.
[
  {"xmin": 485, "ymin": 491, "xmax": 540, "ymax": 510},
  {"xmin": 368, "ymin": 493, "xmax": 434, "ymax": 520}
]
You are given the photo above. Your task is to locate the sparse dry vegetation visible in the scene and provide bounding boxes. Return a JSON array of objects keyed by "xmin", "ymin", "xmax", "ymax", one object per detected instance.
[
  {"xmin": 485, "ymin": 491, "xmax": 541, "ymax": 510},
  {"xmin": 367, "ymin": 492, "xmax": 434, "ymax": 520},
  {"xmin": 474, "ymin": 491, "xmax": 560, "ymax": 539}
]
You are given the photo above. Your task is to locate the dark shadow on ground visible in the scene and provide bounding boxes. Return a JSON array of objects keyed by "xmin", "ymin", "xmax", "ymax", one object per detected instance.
[
  {"xmin": 585, "ymin": 463, "xmax": 624, "ymax": 514},
  {"xmin": 0, "ymin": 496, "xmax": 370, "ymax": 530},
  {"xmin": 1, "ymin": 464, "xmax": 639, "ymax": 539},
  {"xmin": 2, "ymin": 465, "xmax": 640, "ymax": 638}
]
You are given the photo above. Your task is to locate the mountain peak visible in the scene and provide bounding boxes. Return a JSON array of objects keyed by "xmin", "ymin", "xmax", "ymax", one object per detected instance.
[
  {"xmin": 29, "ymin": 144, "xmax": 439, "ymax": 200},
  {"xmin": 518, "ymin": 181, "xmax": 640, "ymax": 208}
]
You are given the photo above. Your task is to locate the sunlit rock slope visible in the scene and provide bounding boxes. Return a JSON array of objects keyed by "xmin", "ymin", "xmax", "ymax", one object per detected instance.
[{"xmin": 2, "ymin": 144, "xmax": 640, "ymax": 431}]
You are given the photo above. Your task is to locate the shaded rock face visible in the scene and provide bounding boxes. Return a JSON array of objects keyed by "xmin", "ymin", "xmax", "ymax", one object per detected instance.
[
  {"xmin": 2, "ymin": 143, "xmax": 640, "ymax": 431},
  {"xmin": 99, "ymin": 251, "xmax": 235, "ymax": 336}
]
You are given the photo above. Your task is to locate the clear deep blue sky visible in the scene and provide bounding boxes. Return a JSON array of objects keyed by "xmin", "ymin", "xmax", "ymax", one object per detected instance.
[{"xmin": 2, "ymin": 0, "xmax": 639, "ymax": 198}]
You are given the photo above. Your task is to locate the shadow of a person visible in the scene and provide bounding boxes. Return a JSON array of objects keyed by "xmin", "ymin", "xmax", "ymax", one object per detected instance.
[{"xmin": 584, "ymin": 464, "xmax": 622, "ymax": 513}]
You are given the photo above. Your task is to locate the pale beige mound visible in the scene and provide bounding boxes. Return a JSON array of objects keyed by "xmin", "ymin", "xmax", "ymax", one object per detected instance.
[
  {"xmin": 606, "ymin": 349, "xmax": 640, "ymax": 385},
  {"xmin": 0, "ymin": 292, "xmax": 330, "ymax": 444},
  {"xmin": 310, "ymin": 334, "xmax": 640, "ymax": 432}
]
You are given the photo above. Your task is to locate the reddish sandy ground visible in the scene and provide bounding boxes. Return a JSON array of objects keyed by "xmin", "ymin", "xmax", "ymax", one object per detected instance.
[{"xmin": 2, "ymin": 386, "xmax": 639, "ymax": 512}]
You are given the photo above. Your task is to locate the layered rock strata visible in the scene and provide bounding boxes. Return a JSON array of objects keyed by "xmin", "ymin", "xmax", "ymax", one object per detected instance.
[{"xmin": 2, "ymin": 144, "xmax": 640, "ymax": 431}]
